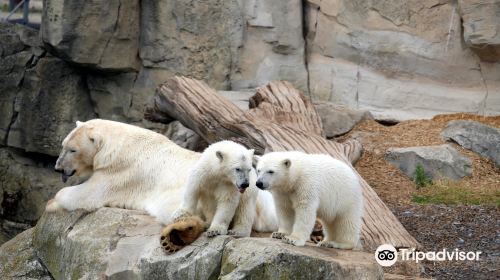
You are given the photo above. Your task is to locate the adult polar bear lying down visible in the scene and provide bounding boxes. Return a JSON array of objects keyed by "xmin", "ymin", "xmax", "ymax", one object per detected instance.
[{"xmin": 46, "ymin": 119, "xmax": 277, "ymax": 246}]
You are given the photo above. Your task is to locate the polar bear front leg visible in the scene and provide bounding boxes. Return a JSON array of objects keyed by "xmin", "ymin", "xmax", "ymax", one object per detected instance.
[
  {"xmin": 228, "ymin": 189, "xmax": 257, "ymax": 237},
  {"xmin": 283, "ymin": 200, "xmax": 318, "ymax": 246},
  {"xmin": 271, "ymin": 197, "xmax": 294, "ymax": 240},
  {"xmin": 46, "ymin": 178, "xmax": 106, "ymax": 212},
  {"xmin": 206, "ymin": 197, "xmax": 239, "ymax": 237},
  {"xmin": 172, "ymin": 175, "xmax": 202, "ymax": 221}
]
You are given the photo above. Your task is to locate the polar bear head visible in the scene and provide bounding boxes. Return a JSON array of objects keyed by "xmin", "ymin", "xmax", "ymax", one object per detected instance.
[
  {"xmin": 255, "ymin": 152, "xmax": 294, "ymax": 191},
  {"xmin": 203, "ymin": 140, "xmax": 255, "ymax": 193},
  {"xmin": 55, "ymin": 120, "xmax": 99, "ymax": 182}
]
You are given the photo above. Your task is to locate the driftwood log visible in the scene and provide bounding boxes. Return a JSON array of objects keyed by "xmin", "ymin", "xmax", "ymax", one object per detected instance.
[{"xmin": 147, "ymin": 76, "xmax": 419, "ymax": 251}]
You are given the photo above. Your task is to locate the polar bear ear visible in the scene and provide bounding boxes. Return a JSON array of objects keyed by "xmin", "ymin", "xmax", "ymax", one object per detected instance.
[
  {"xmin": 283, "ymin": 159, "xmax": 291, "ymax": 168},
  {"xmin": 76, "ymin": 121, "xmax": 83, "ymax": 127},
  {"xmin": 252, "ymin": 155, "xmax": 260, "ymax": 168},
  {"xmin": 216, "ymin": 151, "xmax": 224, "ymax": 162}
]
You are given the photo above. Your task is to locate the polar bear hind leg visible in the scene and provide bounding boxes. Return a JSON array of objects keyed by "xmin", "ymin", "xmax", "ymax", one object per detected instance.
[{"xmin": 318, "ymin": 212, "xmax": 360, "ymax": 250}]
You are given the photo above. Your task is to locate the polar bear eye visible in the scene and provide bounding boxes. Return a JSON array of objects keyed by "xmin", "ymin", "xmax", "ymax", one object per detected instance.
[
  {"xmin": 267, "ymin": 170, "xmax": 274, "ymax": 174},
  {"xmin": 235, "ymin": 168, "xmax": 241, "ymax": 172},
  {"xmin": 69, "ymin": 149, "xmax": 77, "ymax": 153}
]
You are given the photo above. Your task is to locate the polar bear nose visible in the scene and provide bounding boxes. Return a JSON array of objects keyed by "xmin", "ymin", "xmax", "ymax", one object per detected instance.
[
  {"xmin": 240, "ymin": 182, "xmax": 249, "ymax": 188},
  {"xmin": 256, "ymin": 181, "xmax": 263, "ymax": 188}
]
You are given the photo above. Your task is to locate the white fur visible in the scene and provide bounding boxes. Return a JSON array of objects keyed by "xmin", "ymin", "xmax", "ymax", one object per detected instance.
[
  {"xmin": 256, "ymin": 151, "xmax": 363, "ymax": 249},
  {"xmin": 47, "ymin": 119, "xmax": 278, "ymax": 233},
  {"xmin": 173, "ymin": 141, "xmax": 261, "ymax": 237}
]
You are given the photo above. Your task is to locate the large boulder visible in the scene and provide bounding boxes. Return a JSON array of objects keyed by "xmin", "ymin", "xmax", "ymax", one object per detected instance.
[
  {"xmin": 314, "ymin": 101, "xmax": 373, "ymax": 138},
  {"xmin": 458, "ymin": 0, "xmax": 500, "ymax": 62},
  {"xmin": 0, "ymin": 228, "xmax": 52, "ymax": 280},
  {"xmin": 0, "ymin": 147, "xmax": 62, "ymax": 245},
  {"xmin": 7, "ymin": 56, "xmax": 96, "ymax": 157},
  {"xmin": 41, "ymin": 0, "xmax": 140, "ymax": 71},
  {"xmin": 25, "ymin": 207, "xmax": 382, "ymax": 279},
  {"xmin": 385, "ymin": 144, "xmax": 473, "ymax": 180},
  {"xmin": 441, "ymin": 120, "xmax": 500, "ymax": 167},
  {"xmin": 220, "ymin": 238, "xmax": 381, "ymax": 279}
]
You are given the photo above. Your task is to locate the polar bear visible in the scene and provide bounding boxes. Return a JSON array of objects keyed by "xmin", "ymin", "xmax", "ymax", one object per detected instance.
[
  {"xmin": 171, "ymin": 141, "xmax": 258, "ymax": 238},
  {"xmin": 47, "ymin": 119, "xmax": 278, "ymax": 252},
  {"xmin": 255, "ymin": 151, "xmax": 363, "ymax": 249},
  {"xmin": 46, "ymin": 119, "xmax": 200, "ymax": 221}
]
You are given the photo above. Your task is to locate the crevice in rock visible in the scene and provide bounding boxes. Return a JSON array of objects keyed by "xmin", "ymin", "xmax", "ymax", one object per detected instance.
[
  {"xmin": 98, "ymin": 0, "xmax": 121, "ymax": 66},
  {"xmin": 476, "ymin": 62, "xmax": 489, "ymax": 116},
  {"xmin": 301, "ymin": 0, "xmax": 312, "ymax": 98},
  {"xmin": 35, "ymin": 255, "xmax": 55, "ymax": 280},
  {"xmin": 375, "ymin": 119, "xmax": 399, "ymax": 126},
  {"xmin": 355, "ymin": 64, "xmax": 360, "ymax": 109}
]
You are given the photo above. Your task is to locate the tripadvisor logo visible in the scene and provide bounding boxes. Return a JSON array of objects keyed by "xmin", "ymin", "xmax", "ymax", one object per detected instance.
[{"xmin": 375, "ymin": 244, "xmax": 482, "ymax": 266}]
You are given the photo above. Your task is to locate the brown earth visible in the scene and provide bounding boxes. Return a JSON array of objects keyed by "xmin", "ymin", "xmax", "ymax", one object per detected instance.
[{"xmin": 339, "ymin": 113, "xmax": 500, "ymax": 280}]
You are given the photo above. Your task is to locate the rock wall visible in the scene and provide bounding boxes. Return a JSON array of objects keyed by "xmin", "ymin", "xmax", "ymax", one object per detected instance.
[{"xmin": 35, "ymin": 0, "xmax": 499, "ymax": 121}]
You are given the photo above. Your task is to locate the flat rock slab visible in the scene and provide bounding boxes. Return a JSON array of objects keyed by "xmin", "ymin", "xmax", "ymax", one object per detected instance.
[
  {"xmin": 441, "ymin": 120, "xmax": 500, "ymax": 167},
  {"xmin": 220, "ymin": 238, "xmax": 382, "ymax": 280},
  {"xmin": 314, "ymin": 101, "xmax": 373, "ymax": 138},
  {"xmin": 385, "ymin": 144, "xmax": 472, "ymax": 180},
  {"xmin": 21, "ymin": 207, "xmax": 383, "ymax": 279}
]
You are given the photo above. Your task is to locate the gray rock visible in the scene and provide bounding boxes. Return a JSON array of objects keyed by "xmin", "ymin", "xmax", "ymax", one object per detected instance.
[
  {"xmin": 140, "ymin": 0, "xmax": 242, "ymax": 89},
  {"xmin": 441, "ymin": 120, "xmax": 500, "ymax": 167},
  {"xmin": 218, "ymin": 90, "xmax": 256, "ymax": 110},
  {"xmin": 314, "ymin": 101, "xmax": 373, "ymax": 138},
  {"xmin": 220, "ymin": 238, "xmax": 382, "ymax": 279},
  {"xmin": 26, "ymin": 207, "xmax": 382, "ymax": 279},
  {"xmin": 458, "ymin": 0, "xmax": 500, "ymax": 62},
  {"xmin": 231, "ymin": 0, "xmax": 308, "ymax": 92},
  {"xmin": 164, "ymin": 121, "xmax": 208, "ymax": 152},
  {"xmin": 0, "ymin": 147, "xmax": 63, "ymax": 244},
  {"xmin": 304, "ymin": 0, "xmax": 500, "ymax": 120},
  {"xmin": 7, "ymin": 56, "xmax": 96, "ymax": 156},
  {"xmin": 0, "ymin": 23, "xmax": 44, "ymax": 144},
  {"xmin": 0, "ymin": 228, "xmax": 53, "ymax": 280},
  {"xmin": 41, "ymin": 0, "xmax": 140, "ymax": 71},
  {"xmin": 87, "ymin": 72, "xmax": 138, "ymax": 122},
  {"xmin": 385, "ymin": 145, "xmax": 473, "ymax": 180}
]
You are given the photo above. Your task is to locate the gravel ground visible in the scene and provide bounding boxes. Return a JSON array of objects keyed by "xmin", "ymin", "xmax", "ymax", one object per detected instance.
[{"xmin": 391, "ymin": 204, "xmax": 499, "ymax": 280}]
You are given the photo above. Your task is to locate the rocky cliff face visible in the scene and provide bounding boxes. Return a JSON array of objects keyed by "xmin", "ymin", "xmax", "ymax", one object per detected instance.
[
  {"xmin": 0, "ymin": 0, "xmax": 498, "ymax": 254},
  {"xmin": 36, "ymin": 0, "xmax": 500, "ymax": 121}
]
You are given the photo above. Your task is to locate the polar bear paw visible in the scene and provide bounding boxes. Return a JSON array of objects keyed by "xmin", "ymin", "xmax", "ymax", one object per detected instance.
[
  {"xmin": 227, "ymin": 228, "xmax": 250, "ymax": 237},
  {"xmin": 317, "ymin": 240, "xmax": 354, "ymax": 250},
  {"xmin": 271, "ymin": 232, "xmax": 286, "ymax": 239},
  {"xmin": 282, "ymin": 235, "xmax": 306, "ymax": 246},
  {"xmin": 206, "ymin": 226, "xmax": 227, "ymax": 237},
  {"xmin": 45, "ymin": 199, "xmax": 64, "ymax": 212},
  {"xmin": 160, "ymin": 215, "xmax": 205, "ymax": 253}
]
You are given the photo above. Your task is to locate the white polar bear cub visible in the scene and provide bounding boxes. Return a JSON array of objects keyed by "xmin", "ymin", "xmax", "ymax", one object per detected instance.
[
  {"xmin": 255, "ymin": 151, "xmax": 363, "ymax": 249},
  {"xmin": 173, "ymin": 141, "xmax": 259, "ymax": 237}
]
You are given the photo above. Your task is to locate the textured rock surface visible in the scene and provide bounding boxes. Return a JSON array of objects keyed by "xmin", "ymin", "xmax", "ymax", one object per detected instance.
[
  {"xmin": 220, "ymin": 238, "xmax": 382, "ymax": 279},
  {"xmin": 25, "ymin": 207, "xmax": 382, "ymax": 279},
  {"xmin": 441, "ymin": 120, "xmax": 500, "ymax": 167},
  {"xmin": 41, "ymin": 0, "xmax": 140, "ymax": 71},
  {"xmin": 0, "ymin": 147, "xmax": 62, "ymax": 244},
  {"xmin": 231, "ymin": 0, "xmax": 308, "ymax": 91},
  {"xmin": 164, "ymin": 121, "xmax": 208, "ymax": 152},
  {"xmin": 314, "ymin": 101, "xmax": 373, "ymax": 138},
  {"xmin": 0, "ymin": 228, "xmax": 52, "ymax": 280},
  {"xmin": 385, "ymin": 144, "xmax": 473, "ymax": 180},
  {"xmin": 458, "ymin": 0, "xmax": 500, "ymax": 62},
  {"xmin": 139, "ymin": 0, "xmax": 241, "ymax": 89},
  {"xmin": 304, "ymin": 0, "xmax": 500, "ymax": 120},
  {"xmin": 7, "ymin": 56, "xmax": 96, "ymax": 156}
]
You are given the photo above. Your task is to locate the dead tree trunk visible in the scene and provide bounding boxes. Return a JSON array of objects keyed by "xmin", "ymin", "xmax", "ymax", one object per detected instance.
[{"xmin": 147, "ymin": 76, "xmax": 419, "ymax": 251}]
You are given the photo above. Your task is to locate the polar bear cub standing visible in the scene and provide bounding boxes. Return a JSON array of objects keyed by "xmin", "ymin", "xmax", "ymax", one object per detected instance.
[
  {"xmin": 173, "ymin": 141, "xmax": 258, "ymax": 237},
  {"xmin": 255, "ymin": 151, "xmax": 363, "ymax": 249}
]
